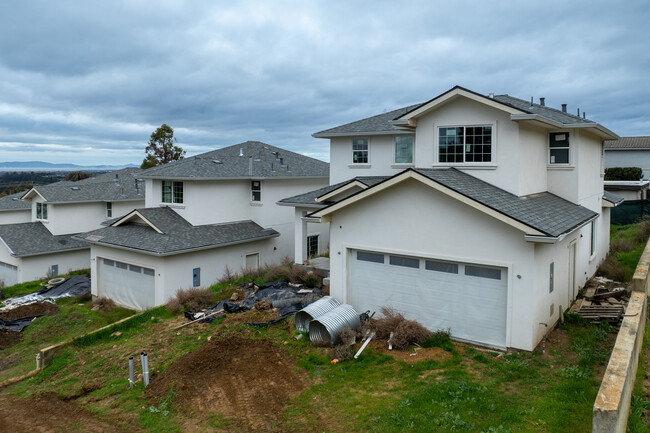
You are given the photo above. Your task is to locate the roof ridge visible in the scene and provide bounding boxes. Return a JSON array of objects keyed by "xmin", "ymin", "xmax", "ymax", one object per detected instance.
[{"xmin": 496, "ymin": 94, "xmax": 593, "ymax": 123}]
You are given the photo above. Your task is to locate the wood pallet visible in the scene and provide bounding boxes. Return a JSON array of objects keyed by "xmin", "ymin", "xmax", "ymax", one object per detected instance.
[{"xmin": 576, "ymin": 305, "xmax": 624, "ymax": 322}]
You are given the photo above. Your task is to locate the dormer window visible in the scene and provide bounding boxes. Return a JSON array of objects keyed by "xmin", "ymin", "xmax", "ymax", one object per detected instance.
[
  {"xmin": 352, "ymin": 138, "xmax": 369, "ymax": 164},
  {"xmin": 438, "ymin": 126, "xmax": 492, "ymax": 163},
  {"xmin": 549, "ymin": 132, "xmax": 570, "ymax": 164},
  {"xmin": 162, "ymin": 181, "xmax": 183, "ymax": 204},
  {"xmin": 36, "ymin": 202, "xmax": 48, "ymax": 220}
]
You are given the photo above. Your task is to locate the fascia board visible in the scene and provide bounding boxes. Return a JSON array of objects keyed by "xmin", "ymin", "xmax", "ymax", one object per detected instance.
[
  {"xmin": 316, "ymin": 180, "xmax": 368, "ymax": 203},
  {"xmin": 112, "ymin": 210, "xmax": 164, "ymax": 234},
  {"xmin": 312, "ymin": 131, "xmax": 413, "ymax": 139}
]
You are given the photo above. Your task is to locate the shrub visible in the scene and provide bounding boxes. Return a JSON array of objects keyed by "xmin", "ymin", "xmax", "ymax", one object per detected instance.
[
  {"xmin": 604, "ymin": 167, "xmax": 643, "ymax": 181},
  {"xmin": 91, "ymin": 297, "xmax": 116, "ymax": 312},
  {"xmin": 634, "ymin": 217, "xmax": 650, "ymax": 244},
  {"xmin": 596, "ymin": 255, "xmax": 628, "ymax": 282},
  {"xmin": 390, "ymin": 319, "xmax": 433, "ymax": 350},
  {"xmin": 167, "ymin": 287, "xmax": 217, "ymax": 314},
  {"xmin": 421, "ymin": 329, "xmax": 454, "ymax": 351},
  {"xmin": 609, "ymin": 237, "xmax": 636, "ymax": 253},
  {"xmin": 331, "ymin": 327, "xmax": 357, "ymax": 361},
  {"xmin": 372, "ymin": 307, "xmax": 406, "ymax": 340}
]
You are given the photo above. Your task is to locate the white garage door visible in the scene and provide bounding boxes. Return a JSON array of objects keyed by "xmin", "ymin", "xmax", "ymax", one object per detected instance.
[
  {"xmin": 349, "ymin": 250, "xmax": 507, "ymax": 348},
  {"xmin": 99, "ymin": 258, "xmax": 155, "ymax": 310},
  {"xmin": 0, "ymin": 261, "xmax": 18, "ymax": 287}
]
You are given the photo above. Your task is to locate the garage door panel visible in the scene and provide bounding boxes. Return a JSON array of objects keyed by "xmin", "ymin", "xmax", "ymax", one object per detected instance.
[
  {"xmin": 0, "ymin": 261, "xmax": 18, "ymax": 287},
  {"xmin": 99, "ymin": 258, "xmax": 155, "ymax": 310},
  {"xmin": 349, "ymin": 250, "xmax": 507, "ymax": 348}
]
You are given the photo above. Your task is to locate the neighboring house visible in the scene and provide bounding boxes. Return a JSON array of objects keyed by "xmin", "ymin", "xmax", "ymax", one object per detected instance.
[
  {"xmin": 0, "ymin": 190, "xmax": 31, "ymax": 224},
  {"xmin": 282, "ymin": 85, "xmax": 621, "ymax": 351},
  {"xmin": 604, "ymin": 180, "xmax": 649, "ymax": 201},
  {"xmin": 77, "ymin": 141, "xmax": 329, "ymax": 310},
  {"xmin": 604, "ymin": 136, "xmax": 650, "ymax": 179},
  {"xmin": 0, "ymin": 168, "xmax": 146, "ymax": 285}
]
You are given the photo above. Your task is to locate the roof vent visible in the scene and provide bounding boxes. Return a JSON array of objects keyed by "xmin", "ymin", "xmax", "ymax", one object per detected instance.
[
  {"xmin": 71, "ymin": 186, "xmax": 80, "ymax": 191},
  {"xmin": 561, "ymin": 104, "xmax": 567, "ymax": 113},
  {"xmin": 239, "ymin": 148, "xmax": 243, "ymax": 157},
  {"xmin": 212, "ymin": 159, "xmax": 222, "ymax": 164},
  {"xmin": 540, "ymin": 97, "xmax": 545, "ymax": 106},
  {"xmin": 488, "ymin": 93, "xmax": 494, "ymax": 99},
  {"xmin": 11, "ymin": 197, "xmax": 18, "ymax": 201}
]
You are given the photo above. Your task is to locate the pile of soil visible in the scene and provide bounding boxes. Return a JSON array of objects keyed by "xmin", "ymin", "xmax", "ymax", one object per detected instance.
[
  {"xmin": 0, "ymin": 302, "xmax": 59, "ymax": 320},
  {"xmin": 148, "ymin": 337, "xmax": 308, "ymax": 429},
  {"xmin": 0, "ymin": 328, "xmax": 22, "ymax": 350},
  {"xmin": 222, "ymin": 309, "xmax": 281, "ymax": 325},
  {"xmin": 0, "ymin": 392, "xmax": 123, "ymax": 433}
]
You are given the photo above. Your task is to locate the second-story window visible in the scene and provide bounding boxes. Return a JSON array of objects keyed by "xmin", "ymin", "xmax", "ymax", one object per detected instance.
[
  {"xmin": 352, "ymin": 138, "xmax": 369, "ymax": 164},
  {"xmin": 106, "ymin": 202, "xmax": 112, "ymax": 218},
  {"xmin": 439, "ymin": 126, "xmax": 492, "ymax": 163},
  {"xmin": 549, "ymin": 132, "xmax": 570, "ymax": 164},
  {"xmin": 162, "ymin": 181, "xmax": 183, "ymax": 204},
  {"xmin": 251, "ymin": 181, "xmax": 261, "ymax": 202},
  {"xmin": 394, "ymin": 136, "xmax": 414, "ymax": 164},
  {"xmin": 36, "ymin": 202, "xmax": 48, "ymax": 220}
]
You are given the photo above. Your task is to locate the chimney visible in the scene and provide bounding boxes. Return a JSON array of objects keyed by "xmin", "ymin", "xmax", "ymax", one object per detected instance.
[
  {"xmin": 540, "ymin": 97, "xmax": 545, "ymax": 106},
  {"xmin": 488, "ymin": 93, "xmax": 494, "ymax": 99},
  {"xmin": 561, "ymin": 104, "xmax": 567, "ymax": 113}
]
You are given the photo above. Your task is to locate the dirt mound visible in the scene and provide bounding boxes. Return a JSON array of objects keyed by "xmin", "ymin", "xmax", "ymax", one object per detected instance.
[
  {"xmin": 0, "ymin": 302, "xmax": 59, "ymax": 320},
  {"xmin": 222, "ymin": 309, "xmax": 281, "ymax": 325},
  {"xmin": 0, "ymin": 392, "xmax": 124, "ymax": 433},
  {"xmin": 0, "ymin": 328, "xmax": 21, "ymax": 349},
  {"xmin": 148, "ymin": 337, "xmax": 308, "ymax": 429}
]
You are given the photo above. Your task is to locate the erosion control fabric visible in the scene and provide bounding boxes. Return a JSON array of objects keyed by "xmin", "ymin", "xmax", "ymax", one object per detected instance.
[
  {"xmin": 2, "ymin": 276, "xmax": 90, "ymax": 310},
  {"xmin": 185, "ymin": 281, "xmax": 322, "ymax": 325}
]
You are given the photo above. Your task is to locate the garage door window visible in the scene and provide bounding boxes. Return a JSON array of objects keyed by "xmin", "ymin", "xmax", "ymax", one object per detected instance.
[
  {"xmin": 129, "ymin": 265, "xmax": 142, "ymax": 273},
  {"xmin": 103, "ymin": 259, "xmax": 114, "ymax": 266},
  {"xmin": 143, "ymin": 268, "xmax": 155, "ymax": 276},
  {"xmin": 357, "ymin": 251, "xmax": 384, "ymax": 264},
  {"xmin": 115, "ymin": 261, "xmax": 128, "ymax": 270},
  {"xmin": 425, "ymin": 260, "xmax": 459, "ymax": 274},
  {"xmin": 389, "ymin": 255, "xmax": 419, "ymax": 268},
  {"xmin": 465, "ymin": 265, "xmax": 501, "ymax": 280}
]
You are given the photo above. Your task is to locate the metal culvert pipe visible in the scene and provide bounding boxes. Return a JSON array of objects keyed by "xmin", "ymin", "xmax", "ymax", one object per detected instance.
[
  {"xmin": 309, "ymin": 304, "xmax": 360, "ymax": 346},
  {"xmin": 295, "ymin": 296, "xmax": 341, "ymax": 332}
]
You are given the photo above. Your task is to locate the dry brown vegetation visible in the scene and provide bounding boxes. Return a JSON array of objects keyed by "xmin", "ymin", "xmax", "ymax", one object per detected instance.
[
  {"xmin": 91, "ymin": 297, "xmax": 116, "ymax": 312},
  {"xmin": 167, "ymin": 287, "xmax": 217, "ymax": 313}
]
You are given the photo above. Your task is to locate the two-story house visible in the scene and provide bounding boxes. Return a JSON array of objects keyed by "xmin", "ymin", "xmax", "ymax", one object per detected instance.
[
  {"xmin": 77, "ymin": 141, "xmax": 329, "ymax": 310},
  {"xmin": 280, "ymin": 86, "xmax": 622, "ymax": 351},
  {"xmin": 0, "ymin": 168, "xmax": 146, "ymax": 286},
  {"xmin": 0, "ymin": 191, "xmax": 32, "ymax": 225}
]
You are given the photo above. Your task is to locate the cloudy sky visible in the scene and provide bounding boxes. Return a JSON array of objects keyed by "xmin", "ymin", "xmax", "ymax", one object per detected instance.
[{"xmin": 0, "ymin": 0, "xmax": 648, "ymax": 166}]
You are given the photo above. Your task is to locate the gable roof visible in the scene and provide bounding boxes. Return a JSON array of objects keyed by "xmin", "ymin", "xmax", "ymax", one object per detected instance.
[
  {"xmin": 277, "ymin": 176, "xmax": 389, "ymax": 208},
  {"xmin": 0, "ymin": 190, "xmax": 31, "ymax": 212},
  {"xmin": 77, "ymin": 207, "xmax": 279, "ymax": 256},
  {"xmin": 602, "ymin": 190, "xmax": 625, "ymax": 207},
  {"xmin": 604, "ymin": 136, "xmax": 650, "ymax": 150},
  {"xmin": 311, "ymin": 168, "xmax": 597, "ymax": 239},
  {"xmin": 21, "ymin": 167, "xmax": 145, "ymax": 203},
  {"xmin": 312, "ymin": 105, "xmax": 422, "ymax": 138},
  {"xmin": 138, "ymin": 141, "xmax": 329, "ymax": 180},
  {"xmin": 0, "ymin": 222, "xmax": 88, "ymax": 257}
]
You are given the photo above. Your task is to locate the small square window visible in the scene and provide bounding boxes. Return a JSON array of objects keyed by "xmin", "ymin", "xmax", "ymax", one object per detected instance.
[
  {"xmin": 162, "ymin": 180, "xmax": 183, "ymax": 203},
  {"xmin": 352, "ymin": 138, "xmax": 369, "ymax": 164}
]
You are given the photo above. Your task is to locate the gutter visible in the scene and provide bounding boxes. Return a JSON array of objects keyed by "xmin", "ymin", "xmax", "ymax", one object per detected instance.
[
  {"xmin": 510, "ymin": 114, "xmax": 619, "ymax": 139},
  {"xmin": 523, "ymin": 214, "xmax": 599, "ymax": 244},
  {"xmin": 12, "ymin": 245, "xmax": 90, "ymax": 258},
  {"xmin": 312, "ymin": 131, "xmax": 413, "ymax": 139},
  {"xmin": 276, "ymin": 201, "xmax": 327, "ymax": 209},
  {"xmin": 137, "ymin": 175, "xmax": 329, "ymax": 181}
]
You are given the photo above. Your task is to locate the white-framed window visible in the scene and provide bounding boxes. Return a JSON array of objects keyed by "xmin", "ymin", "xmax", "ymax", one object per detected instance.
[
  {"xmin": 251, "ymin": 181, "xmax": 261, "ymax": 202},
  {"xmin": 549, "ymin": 262, "xmax": 554, "ymax": 293},
  {"xmin": 106, "ymin": 202, "xmax": 112, "ymax": 218},
  {"xmin": 549, "ymin": 132, "xmax": 570, "ymax": 164},
  {"xmin": 307, "ymin": 235, "xmax": 319, "ymax": 258},
  {"xmin": 352, "ymin": 137, "xmax": 369, "ymax": 164},
  {"xmin": 438, "ymin": 126, "xmax": 492, "ymax": 163},
  {"xmin": 36, "ymin": 202, "xmax": 48, "ymax": 220},
  {"xmin": 590, "ymin": 220, "xmax": 597, "ymax": 257},
  {"xmin": 394, "ymin": 136, "xmax": 414, "ymax": 164},
  {"xmin": 162, "ymin": 180, "xmax": 183, "ymax": 204}
]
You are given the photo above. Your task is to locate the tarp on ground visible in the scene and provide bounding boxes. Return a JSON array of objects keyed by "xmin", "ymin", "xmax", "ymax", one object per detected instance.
[
  {"xmin": 2, "ymin": 276, "xmax": 90, "ymax": 310},
  {"xmin": 0, "ymin": 316, "xmax": 43, "ymax": 332},
  {"xmin": 185, "ymin": 281, "xmax": 323, "ymax": 325}
]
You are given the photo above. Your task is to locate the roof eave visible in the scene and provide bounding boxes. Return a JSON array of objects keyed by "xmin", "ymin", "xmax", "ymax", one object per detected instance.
[
  {"xmin": 13, "ymin": 245, "xmax": 90, "ymax": 258},
  {"xmin": 276, "ymin": 201, "xmax": 326, "ymax": 209},
  {"xmin": 137, "ymin": 174, "xmax": 328, "ymax": 180},
  {"xmin": 312, "ymin": 130, "xmax": 412, "ymax": 139}
]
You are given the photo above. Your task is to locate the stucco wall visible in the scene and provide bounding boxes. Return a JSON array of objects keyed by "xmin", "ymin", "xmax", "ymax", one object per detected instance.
[
  {"xmin": 20, "ymin": 249, "xmax": 89, "ymax": 282},
  {"xmin": 0, "ymin": 210, "xmax": 31, "ymax": 225}
]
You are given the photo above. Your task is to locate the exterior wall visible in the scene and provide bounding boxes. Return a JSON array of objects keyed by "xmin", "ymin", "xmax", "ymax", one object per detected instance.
[
  {"xmin": 293, "ymin": 207, "xmax": 330, "ymax": 263},
  {"xmin": 605, "ymin": 150, "xmax": 650, "ymax": 180},
  {"xmin": 330, "ymin": 135, "xmax": 414, "ymax": 184},
  {"xmin": 518, "ymin": 124, "xmax": 548, "ymax": 195},
  {"xmin": 326, "ymin": 179, "xmax": 541, "ymax": 350},
  {"xmin": 0, "ymin": 210, "xmax": 31, "ymax": 225},
  {"xmin": 20, "ymin": 249, "xmax": 89, "ymax": 282},
  {"xmin": 110, "ymin": 200, "xmax": 144, "ymax": 219}
]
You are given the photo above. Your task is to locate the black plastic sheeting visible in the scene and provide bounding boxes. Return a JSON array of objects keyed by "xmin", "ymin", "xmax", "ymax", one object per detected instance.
[
  {"xmin": 0, "ymin": 316, "xmax": 43, "ymax": 332},
  {"xmin": 185, "ymin": 281, "xmax": 323, "ymax": 326},
  {"xmin": 2, "ymin": 276, "xmax": 90, "ymax": 309}
]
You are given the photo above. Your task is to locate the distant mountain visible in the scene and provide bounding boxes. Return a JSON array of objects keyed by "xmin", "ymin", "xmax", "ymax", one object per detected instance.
[{"xmin": 0, "ymin": 161, "xmax": 139, "ymax": 171}]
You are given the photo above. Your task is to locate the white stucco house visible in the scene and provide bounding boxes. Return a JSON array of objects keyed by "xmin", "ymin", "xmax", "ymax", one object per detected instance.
[
  {"xmin": 281, "ymin": 86, "xmax": 622, "ymax": 351},
  {"xmin": 605, "ymin": 136, "xmax": 650, "ymax": 179},
  {"xmin": 77, "ymin": 141, "xmax": 329, "ymax": 310},
  {"xmin": 0, "ymin": 190, "xmax": 32, "ymax": 225},
  {"xmin": 0, "ymin": 168, "xmax": 146, "ymax": 286}
]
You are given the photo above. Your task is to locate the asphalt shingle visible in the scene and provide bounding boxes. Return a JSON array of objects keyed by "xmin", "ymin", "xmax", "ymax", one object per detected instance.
[
  {"xmin": 0, "ymin": 190, "xmax": 31, "ymax": 211},
  {"xmin": 603, "ymin": 190, "xmax": 625, "ymax": 206},
  {"xmin": 0, "ymin": 223, "xmax": 88, "ymax": 257},
  {"xmin": 604, "ymin": 136, "xmax": 650, "ymax": 150},
  {"xmin": 278, "ymin": 176, "xmax": 389, "ymax": 207}
]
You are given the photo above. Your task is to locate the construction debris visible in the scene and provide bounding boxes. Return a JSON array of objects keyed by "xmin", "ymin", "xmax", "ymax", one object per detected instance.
[
  {"xmin": 1, "ymin": 276, "xmax": 90, "ymax": 311},
  {"xmin": 572, "ymin": 277, "xmax": 629, "ymax": 323}
]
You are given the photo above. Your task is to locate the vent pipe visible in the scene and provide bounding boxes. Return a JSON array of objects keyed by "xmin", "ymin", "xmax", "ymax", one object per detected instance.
[
  {"xmin": 239, "ymin": 148, "xmax": 243, "ymax": 157},
  {"xmin": 488, "ymin": 93, "xmax": 494, "ymax": 99},
  {"xmin": 561, "ymin": 104, "xmax": 567, "ymax": 113},
  {"xmin": 583, "ymin": 112, "xmax": 586, "ymax": 119},
  {"xmin": 540, "ymin": 97, "xmax": 545, "ymax": 106},
  {"xmin": 530, "ymin": 96, "xmax": 534, "ymax": 107},
  {"xmin": 577, "ymin": 108, "xmax": 580, "ymax": 117}
]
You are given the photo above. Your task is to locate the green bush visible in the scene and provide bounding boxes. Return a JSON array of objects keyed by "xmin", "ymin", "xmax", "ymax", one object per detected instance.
[{"xmin": 604, "ymin": 166, "xmax": 643, "ymax": 181}]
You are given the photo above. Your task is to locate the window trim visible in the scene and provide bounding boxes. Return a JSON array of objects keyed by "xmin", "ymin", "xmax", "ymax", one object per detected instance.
[
  {"xmin": 351, "ymin": 137, "xmax": 370, "ymax": 165},
  {"xmin": 394, "ymin": 135, "xmax": 414, "ymax": 165},
  {"xmin": 307, "ymin": 234, "xmax": 319, "ymax": 258},
  {"xmin": 436, "ymin": 124, "xmax": 496, "ymax": 166},
  {"xmin": 251, "ymin": 180, "xmax": 261, "ymax": 202},
  {"xmin": 548, "ymin": 132, "xmax": 571, "ymax": 166},
  {"xmin": 161, "ymin": 180, "xmax": 183, "ymax": 204},
  {"xmin": 590, "ymin": 220, "xmax": 597, "ymax": 258},
  {"xmin": 36, "ymin": 202, "xmax": 48, "ymax": 220}
]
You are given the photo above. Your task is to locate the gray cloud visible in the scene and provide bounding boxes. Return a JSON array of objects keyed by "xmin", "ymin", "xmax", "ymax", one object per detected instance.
[{"xmin": 0, "ymin": 0, "xmax": 648, "ymax": 165}]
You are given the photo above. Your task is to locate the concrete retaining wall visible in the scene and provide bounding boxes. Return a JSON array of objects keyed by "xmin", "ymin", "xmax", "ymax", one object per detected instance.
[{"xmin": 592, "ymin": 237, "xmax": 650, "ymax": 433}]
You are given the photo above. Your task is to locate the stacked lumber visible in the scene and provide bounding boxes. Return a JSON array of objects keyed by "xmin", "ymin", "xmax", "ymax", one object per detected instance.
[{"xmin": 574, "ymin": 287, "xmax": 627, "ymax": 323}]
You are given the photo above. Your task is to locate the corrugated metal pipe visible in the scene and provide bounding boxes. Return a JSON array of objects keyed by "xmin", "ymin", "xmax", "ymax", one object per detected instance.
[
  {"xmin": 308, "ymin": 304, "xmax": 360, "ymax": 346},
  {"xmin": 294, "ymin": 296, "xmax": 341, "ymax": 332}
]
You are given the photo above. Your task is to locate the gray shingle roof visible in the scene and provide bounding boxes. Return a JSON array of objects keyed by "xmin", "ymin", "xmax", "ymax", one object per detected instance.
[
  {"xmin": 278, "ymin": 176, "xmax": 389, "ymax": 207},
  {"xmin": 0, "ymin": 190, "xmax": 31, "ymax": 211},
  {"xmin": 138, "ymin": 141, "xmax": 329, "ymax": 180},
  {"xmin": 0, "ymin": 222, "xmax": 88, "ymax": 257},
  {"xmin": 604, "ymin": 136, "xmax": 650, "ymax": 150},
  {"xmin": 78, "ymin": 207, "xmax": 279, "ymax": 255},
  {"xmin": 603, "ymin": 190, "xmax": 625, "ymax": 206},
  {"xmin": 412, "ymin": 168, "xmax": 597, "ymax": 237},
  {"xmin": 312, "ymin": 105, "xmax": 422, "ymax": 137},
  {"xmin": 492, "ymin": 94, "xmax": 595, "ymax": 124},
  {"xmin": 24, "ymin": 167, "xmax": 145, "ymax": 203}
]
